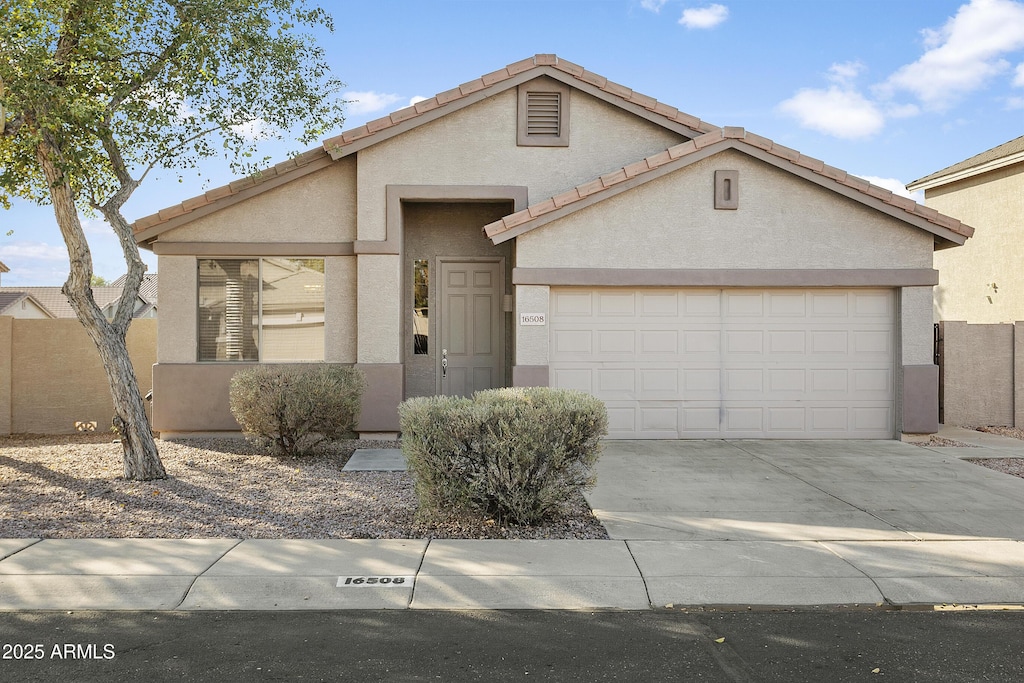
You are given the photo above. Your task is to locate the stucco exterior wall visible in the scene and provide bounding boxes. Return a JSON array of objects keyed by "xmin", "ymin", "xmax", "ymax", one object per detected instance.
[
  {"xmin": 160, "ymin": 156, "xmax": 357, "ymax": 243},
  {"xmin": 157, "ymin": 255, "xmax": 197, "ymax": 363},
  {"xmin": 3, "ymin": 318, "xmax": 157, "ymax": 434},
  {"xmin": 355, "ymin": 88, "xmax": 687, "ymax": 242},
  {"xmin": 516, "ymin": 150, "xmax": 934, "ymax": 270},
  {"xmin": 929, "ymin": 163, "xmax": 1024, "ymax": 323},
  {"xmin": 324, "ymin": 255, "xmax": 357, "ymax": 363},
  {"xmin": 515, "ymin": 285, "xmax": 550, "ymax": 367},
  {"xmin": 941, "ymin": 321, "xmax": 1015, "ymax": 426},
  {"xmin": 357, "ymin": 255, "xmax": 401, "ymax": 364}
]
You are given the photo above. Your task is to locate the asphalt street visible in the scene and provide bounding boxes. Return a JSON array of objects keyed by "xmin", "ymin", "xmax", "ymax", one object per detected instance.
[{"xmin": 2, "ymin": 609, "xmax": 1023, "ymax": 682}]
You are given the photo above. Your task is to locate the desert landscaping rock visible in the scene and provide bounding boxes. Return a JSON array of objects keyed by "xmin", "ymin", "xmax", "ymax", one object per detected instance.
[{"xmin": 0, "ymin": 435, "xmax": 608, "ymax": 540}]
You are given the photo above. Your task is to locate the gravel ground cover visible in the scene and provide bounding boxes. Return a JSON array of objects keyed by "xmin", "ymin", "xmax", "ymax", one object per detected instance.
[
  {"xmin": 963, "ymin": 426, "xmax": 1024, "ymax": 481},
  {"xmin": 0, "ymin": 434, "xmax": 608, "ymax": 540}
]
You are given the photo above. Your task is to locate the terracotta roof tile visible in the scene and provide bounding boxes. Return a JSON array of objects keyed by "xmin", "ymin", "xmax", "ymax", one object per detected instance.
[
  {"xmin": 181, "ymin": 195, "xmax": 211, "ymax": 212},
  {"xmin": 483, "ymin": 128, "xmax": 975, "ymax": 244},
  {"xmin": 413, "ymin": 97, "xmax": 441, "ymax": 115},
  {"xmin": 158, "ymin": 204, "xmax": 187, "ymax": 221},
  {"xmin": 137, "ymin": 55, "xmax": 721, "ymax": 236},
  {"xmin": 667, "ymin": 140, "xmax": 697, "ymax": 160},
  {"xmin": 600, "ymin": 168, "xmax": 629, "ymax": 187},
  {"xmin": 769, "ymin": 142, "xmax": 800, "ymax": 163},
  {"xmin": 576, "ymin": 178, "xmax": 606, "ymax": 198},
  {"xmin": 506, "ymin": 57, "xmax": 537, "ymax": 75},
  {"xmin": 603, "ymin": 80, "xmax": 632, "ymax": 100},
  {"xmin": 552, "ymin": 58, "xmax": 585, "ymax": 78},
  {"xmin": 481, "ymin": 68, "xmax": 511, "ymax": 86},
  {"xmin": 459, "ymin": 78, "xmax": 487, "ymax": 96},
  {"xmin": 646, "ymin": 149, "xmax": 674, "ymax": 168},
  {"xmin": 365, "ymin": 115, "xmax": 393, "ymax": 133},
  {"xmin": 528, "ymin": 198, "xmax": 557, "ymax": 218},
  {"xmin": 552, "ymin": 188, "xmax": 581, "ymax": 208},
  {"xmin": 623, "ymin": 159, "xmax": 651, "ymax": 178},
  {"xmin": 390, "ymin": 106, "xmax": 419, "ymax": 125},
  {"xmin": 579, "ymin": 69, "xmax": 608, "ymax": 89}
]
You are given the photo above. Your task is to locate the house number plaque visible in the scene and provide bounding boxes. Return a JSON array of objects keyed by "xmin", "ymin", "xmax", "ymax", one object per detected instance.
[{"xmin": 520, "ymin": 313, "xmax": 546, "ymax": 326}]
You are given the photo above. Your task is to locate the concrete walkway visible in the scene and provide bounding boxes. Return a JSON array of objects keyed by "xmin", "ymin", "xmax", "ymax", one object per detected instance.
[{"xmin": 2, "ymin": 428, "xmax": 1024, "ymax": 611}]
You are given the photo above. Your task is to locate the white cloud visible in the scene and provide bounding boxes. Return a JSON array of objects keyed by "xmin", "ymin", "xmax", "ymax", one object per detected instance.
[
  {"xmin": 853, "ymin": 175, "xmax": 923, "ymax": 202},
  {"xmin": 1015, "ymin": 62, "xmax": 1024, "ymax": 86},
  {"xmin": 408, "ymin": 96, "xmax": 428, "ymax": 106},
  {"xmin": 0, "ymin": 242, "xmax": 68, "ymax": 261},
  {"xmin": 679, "ymin": 4, "xmax": 729, "ymax": 29},
  {"xmin": 343, "ymin": 91, "xmax": 404, "ymax": 116},
  {"xmin": 641, "ymin": 0, "xmax": 668, "ymax": 12},
  {"xmin": 229, "ymin": 118, "xmax": 275, "ymax": 141},
  {"xmin": 778, "ymin": 85, "xmax": 885, "ymax": 139},
  {"xmin": 1006, "ymin": 95, "xmax": 1024, "ymax": 109},
  {"xmin": 882, "ymin": 0, "xmax": 1024, "ymax": 110},
  {"xmin": 828, "ymin": 61, "xmax": 866, "ymax": 85}
]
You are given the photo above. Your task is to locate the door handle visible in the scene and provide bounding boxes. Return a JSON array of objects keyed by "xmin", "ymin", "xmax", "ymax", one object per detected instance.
[{"xmin": 442, "ymin": 349, "xmax": 448, "ymax": 379}]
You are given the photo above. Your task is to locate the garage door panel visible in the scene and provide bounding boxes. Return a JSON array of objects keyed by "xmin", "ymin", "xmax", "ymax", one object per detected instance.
[
  {"xmin": 548, "ymin": 288, "xmax": 895, "ymax": 439},
  {"xmin": 550, "ymin": 367, "xmax": 592, "ymax": 393}
]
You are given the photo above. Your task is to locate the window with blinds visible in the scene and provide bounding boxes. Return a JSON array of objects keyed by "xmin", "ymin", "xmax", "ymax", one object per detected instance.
[
  {"xmin": 517, "ymin": 79, "xmax": 570, "ymax": 147},
  {"xmin": 197, "ymin": 258, "xmax": 325, "ymax": 362}
]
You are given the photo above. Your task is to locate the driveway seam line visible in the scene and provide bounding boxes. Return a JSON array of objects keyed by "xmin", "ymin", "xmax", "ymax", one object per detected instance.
[
  {"xmin": 0, "ymin": 538, "xmax": 43, "ymax": 562},
  {"xmin": 408, "ymin": 538, "xmax": 430, "ymax": 609},
  {"xmin": 725, "ymin": 440, "xmax": 909, "ymax": 535},
  {"xmin": 623, "ymin": 540, "xmax": 653, "ymax": 609},
  {"xmin": 817, "ymin": 540, "xmax": 893, "ymax": 607},
  {"xmin": 173, "ymin": 539, "xmax": 243, "ymax": 610}
]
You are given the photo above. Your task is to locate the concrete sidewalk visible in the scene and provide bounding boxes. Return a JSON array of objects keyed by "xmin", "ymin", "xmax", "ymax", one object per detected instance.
[{"xmin": 2, "ymin": 429, "xmax": 1024, "ymax": 611}]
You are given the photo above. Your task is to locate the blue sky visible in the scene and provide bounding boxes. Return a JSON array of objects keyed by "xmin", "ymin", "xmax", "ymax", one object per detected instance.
[{"xmin": 2, "ymin": 0, "xmax": 1023, "ymax": 286}]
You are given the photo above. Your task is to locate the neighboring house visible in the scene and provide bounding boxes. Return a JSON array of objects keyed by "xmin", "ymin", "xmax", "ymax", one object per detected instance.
[
  {"xmin": 134, "ymin": 54, "xmax": 973, "ymax": 440},
  {"xmin": 907, "ymin": 136, "xmax": 1024, "ymax": 427},
  {"xmin": 0, "ymin": 291, "xmax": 54, "ymax": 319},
  {"xmin": 0, "ymin": 260, "xmax": 7, "ymax": 284},
  {"xmin": 0, "ymin": 284, "xmax": 156, "ymax": 320},
  {"xmin": 907, "ymin": 136, "xmax": 1024, "ymax": 324}
]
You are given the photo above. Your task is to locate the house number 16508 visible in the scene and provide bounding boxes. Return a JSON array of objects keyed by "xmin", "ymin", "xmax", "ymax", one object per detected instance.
[{"xmin": 337, "ymin": 576, "xmax": 412, "ymax": 587}]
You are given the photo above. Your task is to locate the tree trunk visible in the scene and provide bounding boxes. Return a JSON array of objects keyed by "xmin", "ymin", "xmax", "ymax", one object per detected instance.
[{"xmin": 36, "ymin": 136, "xmax": 166, "ymax": 481}]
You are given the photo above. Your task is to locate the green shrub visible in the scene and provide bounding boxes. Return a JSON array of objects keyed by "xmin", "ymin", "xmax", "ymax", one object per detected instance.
[
  {"xmin": 229, "ymin": 365, "xmax": 364, "ymax": 456},
  {"xmin": 399, "ymin": 387, "xmax": 608, "ymax": 525}
]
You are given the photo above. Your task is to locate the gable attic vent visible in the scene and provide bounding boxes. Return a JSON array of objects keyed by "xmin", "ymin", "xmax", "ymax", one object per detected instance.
[
  {"xmin": 526, "ymin": 91, "xmax": 561, "ymax": 137},
  {"xmin": 517, "ymin": 79, "xmax": 570, "ymax": 147}
]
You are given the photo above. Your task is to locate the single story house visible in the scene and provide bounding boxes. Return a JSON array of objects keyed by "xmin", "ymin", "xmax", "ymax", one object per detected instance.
[{"xmin": 134, "ymin": 54, "xmax": 973, "ymax": 440}]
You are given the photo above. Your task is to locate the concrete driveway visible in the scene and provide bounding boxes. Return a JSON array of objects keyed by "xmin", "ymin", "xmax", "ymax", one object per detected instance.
[{"xmin": 585, "ymin": 433, "xmax": 1024, "ymax": 606}]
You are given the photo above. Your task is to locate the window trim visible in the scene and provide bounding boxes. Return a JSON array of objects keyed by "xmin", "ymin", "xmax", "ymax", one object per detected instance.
[{"xmin": 517, "ymin": 78, "xmax": 570, "ymax": 147}]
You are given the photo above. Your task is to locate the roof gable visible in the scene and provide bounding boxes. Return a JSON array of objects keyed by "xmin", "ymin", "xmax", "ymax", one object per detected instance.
[
  {"xmin": 908, "ymin": 135, "xmax": 1024, "ymax": 192},
  {"xmin": 322, "ymin": 54, "xmax": 717, "ymax": 159},
  {"xmin": 0, "ymin": 291, "xmax": 56, "ymax": 318},
  {"xmin": 485, "ymin": 127, "xmax": 974, "ymax": 251},
  {"xmin": 132, "ymin": 54, "xmax": 717, "ymax": 243}
]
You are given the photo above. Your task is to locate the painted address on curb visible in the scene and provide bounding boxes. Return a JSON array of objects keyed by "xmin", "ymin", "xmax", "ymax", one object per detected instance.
[{"xmin": 337, "ymin": 576, "xmax": 415, "ymax": 587}]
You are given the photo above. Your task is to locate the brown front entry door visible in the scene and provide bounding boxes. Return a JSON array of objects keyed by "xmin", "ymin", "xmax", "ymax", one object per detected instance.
[{"xmin": 439, "ymin": 259, "xmax": 504, "ymax": 397}]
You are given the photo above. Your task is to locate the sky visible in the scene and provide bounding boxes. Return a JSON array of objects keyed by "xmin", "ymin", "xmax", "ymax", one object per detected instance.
[{"xmin": 1, "ymin": 0, "xmax": 1023, "ymax": 286}]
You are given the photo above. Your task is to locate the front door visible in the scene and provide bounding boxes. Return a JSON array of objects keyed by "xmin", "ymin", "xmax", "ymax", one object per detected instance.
[{"xmin": 439, "ymin": 259, "xmax": 504, "ymax": 397}]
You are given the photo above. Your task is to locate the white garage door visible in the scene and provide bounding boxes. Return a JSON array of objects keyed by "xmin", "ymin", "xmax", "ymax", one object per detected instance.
[{"xmin": 549, "ymin": 288, "xmax": 895, "ymax": 439}]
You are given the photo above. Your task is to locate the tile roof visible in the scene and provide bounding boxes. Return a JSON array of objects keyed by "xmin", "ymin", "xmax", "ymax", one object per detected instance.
[
  {"xmin": 321, "ymin": 54, "xmax": 718, "ymax": 155},
  {"xmin": 0, "ymin": 286, "xmax": 148, "ymax": 319},
  {"xmin": 111, "ymin": 273, "xmax": 159, "ymax": 304},
  {"xmin": 484, "ymin": 127, "xmax": 975, "ymax": 247},
  {"xmin": 0, "ymin": 291, "xmax": 39, "ymax": 316},
  {"xmin": 908, "ymin": 135, "xmax": 1024, "ymax": 190},
  {"xmin": 132, "ymin": 54, "xmax": 717, "ymax": 241},
  {"xmin": 132, "ymin": 148, "xmax": 330, "ymax": 238}
]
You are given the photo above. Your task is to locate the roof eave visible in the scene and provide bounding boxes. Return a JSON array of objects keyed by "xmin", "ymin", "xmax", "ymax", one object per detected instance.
[
  {"xmin": 487, "ymin": 134, "xmax": 974, "ymax": 251},
  {"xmin": 324, "ymin": 61, "xmax": 716, "ymax": 162},
  {"xmin": 907, "ymin": 150, "xmax": 1024, "ymax": 192}
]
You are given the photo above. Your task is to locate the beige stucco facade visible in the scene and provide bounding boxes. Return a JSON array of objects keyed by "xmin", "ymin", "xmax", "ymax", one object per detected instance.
[
  {"xmin": 134, "ymin": 55, "xmax": 967, "ymax": 438},
  {"xmin": 927, "ymin": 163, "xmax": 1024, "ymax": 323}
]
